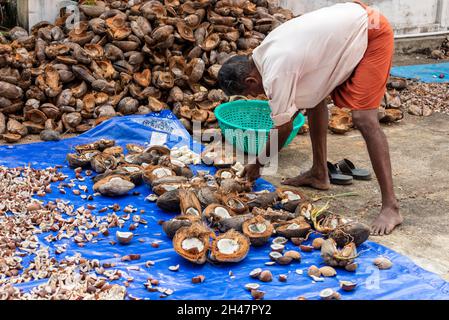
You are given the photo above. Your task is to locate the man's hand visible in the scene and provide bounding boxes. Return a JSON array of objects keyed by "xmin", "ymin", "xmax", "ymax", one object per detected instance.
[{"xmin": 242, "ymin": 163, "xmax": 262, "ymax": 182}]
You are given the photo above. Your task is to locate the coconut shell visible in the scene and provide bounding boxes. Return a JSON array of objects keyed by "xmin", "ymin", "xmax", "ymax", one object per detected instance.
[
  {"xmin": 242, "ymin": 215, "xmax": 273, "ymax": 247},
  {"xmin": 218, "ymin": 213, "xmax": 253, "ymax": 233},
  {"xmin": 210, "ymin": 230, "xmax": 250, "ymax": 263},
  {"xmin": 93, "ymin": 175, "xmax": 135, "ymax": 197},
  {"xmin": 156, "ymin": 189, "xmax": 181, "ymax": 212},
  {"xmin": 277, "ymin": 188, "xmax": 308, "ymax": 212},
  {"xmin": 196, "ymin": 187, "xmax": 220, "ymax": 208},
  {"xmin": 274, "ymin": 217, "xmax": 311, "ymax": 239},
  {"xmin": 90, "ymin": 153, "xmax": 119, "ymax": 174},
  {"xmin": 246, "ymin": 192, "xmax": 279, "ymax": 210},
  {"xmin": 203, "ymin": 204, "xmax": 235, "ymax": 226},
  {"xmin": 173, "ymin": 223, "xmax": 211, "ymax": 264},
  {"xmin": 222, "ymin": 195, "xmax": 249, "ymax": 215},
  {"xmin": 143, "ymin": 165, "xmax": 176, "ymax": 186},
  {"xmin": 163, "ymin": 215, "xmax": 201, "ymax": 238},
  {"xmin": 321, "ymin": 239, "xmax": 357, "ymax": 268},
  {"xmin": 328, "ymin": 222, "xmax": 370, "ymax": 247}
]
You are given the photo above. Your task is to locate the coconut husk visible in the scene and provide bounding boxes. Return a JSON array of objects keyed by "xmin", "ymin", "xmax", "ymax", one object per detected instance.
[
  {"xmin": 328, "ymin": 222, "xmax": 370, "ymax": 247},
  {"xmin": 163, "ymin": 215, "xmax": 201, "ymax": 238},
  {"xmin": 210, "ymin": 230, "xmax": 250, "ymax": 263},
  {"xmin": 179, "ymin": 189, "xmax": 203, "ymax": 217},
  {"xmin": 274, "ymin": 217, "xmax": 311, "ymax": 239},
  {"xmin": 242, "ymin": 215, "xmax": 273, "ymax": 246},
  {"xmin": 173, "ymin": 223, "xmax": 212, "ymax": 264}
]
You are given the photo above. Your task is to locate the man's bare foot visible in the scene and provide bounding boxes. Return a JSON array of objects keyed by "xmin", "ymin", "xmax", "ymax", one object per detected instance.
[
  {"xmin": 371, "ymin": 206, "xmax": 403, "ymax": 236},
  {"xmin": 281, "ymin": 170, "xmax": 330, "ymax": 191}
]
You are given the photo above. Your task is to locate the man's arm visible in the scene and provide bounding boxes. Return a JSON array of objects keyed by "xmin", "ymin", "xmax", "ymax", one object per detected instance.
[{"xmin": 243, "ymin": 111, "xmax": 299, "ymax": 181}]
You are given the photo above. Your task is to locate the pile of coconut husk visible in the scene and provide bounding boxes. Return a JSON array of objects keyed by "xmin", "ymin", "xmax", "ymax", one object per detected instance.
[
  {"xmin": 328, "ymin": 79, "xmax": 406, "ymax": 135},
  {"xmin": 430, "ymin": 36, "xmax": 449, "ymax": 60},
  {"xmin": 0, "ymin": 0, "xmax": 293, "ymax": 143}
]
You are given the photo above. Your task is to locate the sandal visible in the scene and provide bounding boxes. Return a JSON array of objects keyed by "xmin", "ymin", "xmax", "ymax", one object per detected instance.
[
  {"xmin": 327, "ymin": 162, "xmax": 353, "ymax": 185},
  {"xmin": 337, "ymin": 159, "xmax": 372, "ymax": 181}
]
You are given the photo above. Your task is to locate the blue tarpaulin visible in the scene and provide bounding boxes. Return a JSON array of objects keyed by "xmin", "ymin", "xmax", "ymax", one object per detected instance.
[
  {"xmin": 391, "ymin": 62, "xmax": 449, "ymax": 83},
  {"xmin": 1, "ymin": 111, "xmax": 448, "ymax": 300}
]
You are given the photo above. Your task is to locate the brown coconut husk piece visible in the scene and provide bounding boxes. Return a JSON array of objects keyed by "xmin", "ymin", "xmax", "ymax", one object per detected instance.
[
  {"xmin": 274, "ymin": 217, "xmax": 311, "ymax": 239},
  {"xmin": 163, "ymin": 215, "xmax": 201, "ymax": 238},
  {"xmin": 156, "ymin": 189, "xmax": 181, "ymax": 212},
  {"xmin": 179, "ymin": 189, "xmax": 203, "ymax": 217},
  {"xmin": 320, "ymin": 238, "xmax": 358, "ymax": 268},
  {"xmin": 328, "ymin": 222, "xmax": 370, "ymax": 247},
  {"xmin": 276, "ymin": 188, "xmax": 308, "ymax": 212}
]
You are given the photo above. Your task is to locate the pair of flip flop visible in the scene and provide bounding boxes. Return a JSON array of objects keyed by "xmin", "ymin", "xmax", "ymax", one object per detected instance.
[{"xmin": 327, "ymin": 159, "xmax": 372, "ymax": 185}]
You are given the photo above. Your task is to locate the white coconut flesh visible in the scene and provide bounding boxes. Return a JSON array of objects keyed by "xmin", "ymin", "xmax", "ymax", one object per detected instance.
[
  {"xmin": 248, "ymin": 223, "xmax": 267, "ymax": 234},
  {"xmin": 286, "ymin": 223, "xmax": 301, "ymax": 230},
  {"xmin": 213, "ymin": 207, "xmax": 231, "ymax": 219},
  {"xmin": 220, "ymin": 171, "xmax": 233, "ymax": 179},
  {"xmin": 186, "ymin": 207, "xmax": 200, "ymax": 216},
  {"xmin": 284, "ymin": 191, "xmax": 301, "ymax": 201},
  {"xmin": 124, "ymin": 166, "xmax": 140, "ymax": 172},
  {"xmin": 217, "ymin": 238, "xmax": 240, "ymax": 254},
  {"xmin": 181, "ymin": 238, "xmax": 204, "ymax": 252},
  {"xmin": 152, "ymin": 167, "xmax": 173, "ymax": 178},
  {"xmin": 162, "ymin": 184, "xmax": 180, "ymax": 192}
]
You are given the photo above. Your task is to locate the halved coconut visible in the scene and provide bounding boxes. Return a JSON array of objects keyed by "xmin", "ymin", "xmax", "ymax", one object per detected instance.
[
  {"xmin": 93, "ymin": 175, "xmax": 135, "ymax": 197},
  {"xmin": 276, "ymin": 188, "xmax": 307, "ymax": 212},
  {"xmin": 215, "ymin": 168, "xmax": 235, "ymax": 180},
  {"xmin": 142, "ymin": 165, "xmax": 175, "ymax": 185},
  {"xmin": 210, "ymin": 230, "xmax": 250, "ymax": 263},
  {"xmin": 179, "ymin": 189, "xmax": 202, "ymax": 216},
  {"xmin": 242, "ymin": 215, "xmax": 273, "ymax": 246},
  {"xmin": 223, "ymin": 195, "xmax": 249, "ymax": 215},
  {"xmin": 162, "ymin": 215, "xmax": 201, "ymax": 238},
  {"xmin": 274, "ymin": 217, "xmax": 311, "ymax": 239},
  {"xmin": 203, "ymin": 204, "xmax": 235, "ymax": 226},
  {"xmin": 173, "ymin": 223, "xmax": 211, "ymax": 264}
]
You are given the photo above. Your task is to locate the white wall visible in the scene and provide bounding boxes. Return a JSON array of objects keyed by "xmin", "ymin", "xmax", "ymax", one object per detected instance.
[{"xmin": 279, "ymin": 0, "xmax": 449, "ymax": 35}]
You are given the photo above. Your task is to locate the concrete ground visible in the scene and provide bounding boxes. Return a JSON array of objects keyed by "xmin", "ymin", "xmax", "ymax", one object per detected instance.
[{"xmin": 263, "ymin": 112, "xmax": 449, "ymax": 281}]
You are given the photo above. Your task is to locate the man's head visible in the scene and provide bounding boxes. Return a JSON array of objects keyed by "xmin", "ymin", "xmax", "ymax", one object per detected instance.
[{"xmin": 218, "ymin": 55, "xmax": 264, "ymax": 96}]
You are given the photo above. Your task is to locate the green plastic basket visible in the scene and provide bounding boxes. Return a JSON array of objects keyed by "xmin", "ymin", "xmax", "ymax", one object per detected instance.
[{"xmin": 215, "ymin": 100, "xmax": 305, "ymax": 155}]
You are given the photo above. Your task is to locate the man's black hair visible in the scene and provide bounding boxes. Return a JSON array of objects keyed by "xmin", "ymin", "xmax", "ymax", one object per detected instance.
[{"xmin": 217, "ymin": 55, "xmax": 252, "ymax": 96}]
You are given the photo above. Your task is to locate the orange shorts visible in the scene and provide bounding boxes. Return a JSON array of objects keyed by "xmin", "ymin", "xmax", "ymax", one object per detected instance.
[{"xmin": 331, "ymin": 1, "xmax": 394, "ymax": 111}]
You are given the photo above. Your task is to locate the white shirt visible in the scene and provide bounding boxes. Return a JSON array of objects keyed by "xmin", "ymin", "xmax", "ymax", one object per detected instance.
[{"xmin": 252, "ymin": 2, "xmax": 369, "ymax": 126}]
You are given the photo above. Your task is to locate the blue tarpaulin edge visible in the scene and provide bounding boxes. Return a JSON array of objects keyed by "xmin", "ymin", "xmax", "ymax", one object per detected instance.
[
  {"xmin": 391, "ymin": 62, "xmax": 449, "ymax": 83},
  {"xmin": 1, "ymin": 111, "xmax": 448, "ymax": 300}
]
